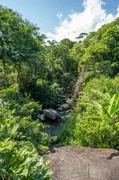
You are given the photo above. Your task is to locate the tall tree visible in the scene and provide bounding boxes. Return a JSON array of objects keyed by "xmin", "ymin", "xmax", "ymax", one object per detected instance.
[{"xmin": 0, "ymin": 5, "xmax": 44, "ymax": 87}]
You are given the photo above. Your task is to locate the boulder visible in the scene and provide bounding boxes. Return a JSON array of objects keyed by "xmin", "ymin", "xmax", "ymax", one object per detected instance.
[
  {"xmin": 43, "ymin": 109, "xmax": 60, "ymax": 120},
  {"xmin": 40, "ymin": 114, "xmax": 45, "ymax": 121},
  {"xmin": 61, "ymin": 103, "xmax": 70, "ymax": 110},
  {"xmin": 37, "ymin": 114, "xmax": 45, "ymax": 121},
  {"xmin": 56, "ymin": 106, "xmax": 63, "ymax": 112},
  {"xmin": 44, "ymin": 146, "xmax": 119, "ymax": 180}
]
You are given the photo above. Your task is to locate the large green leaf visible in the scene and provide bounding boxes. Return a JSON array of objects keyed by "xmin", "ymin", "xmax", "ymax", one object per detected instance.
[{"xmin": 108, "ymin": 92, "xmax": 119, "ymax": 117}]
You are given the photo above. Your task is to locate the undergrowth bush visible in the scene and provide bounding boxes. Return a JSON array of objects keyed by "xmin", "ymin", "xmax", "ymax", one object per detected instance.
[
  {"xmin": 0, "ymin": 108, "xmax": 52, "ymax": 179},
  {"xmin": 0, "ymin": 84, "xmax": 50, "ymax": 151},
  {"xmin": 20, "ymin": 78, "xmax": 63, "ymax": 108},
  {"xmin": 0, "ymin": 85, "xmax": 52, "ymax": 179}
]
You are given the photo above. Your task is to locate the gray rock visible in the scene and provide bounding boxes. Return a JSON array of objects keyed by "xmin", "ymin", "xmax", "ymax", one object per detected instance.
[
  {"xmin": 43, "ymin": 109, "xmax": 60, "ymax": 120},
  {"xmin": 37, "ymin": 114, "xmax": 45, "ymax": 121},
  {"xmin": 44, "ymin": 146, "xmax": 119, "ymax": 180},
  {"xmin": 58, "ymin": 111, "xmax": 65, "ymax": 116},
  {"xmin": 56, "ymin": 106, "xmax": 63, "ymax": 111},
  {"xmin": 61, "ymin": 103, "xmax": 70, "ymax": 110},
  {"xmin": 40, "ymin": 114, "xmax": 45, "ymax": 121}
]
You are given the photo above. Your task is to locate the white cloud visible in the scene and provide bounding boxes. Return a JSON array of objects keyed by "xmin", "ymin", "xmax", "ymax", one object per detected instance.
[
  {"xmin": 56, "ymin": 13, "xmax": 63, "ymax": 20},
  {"xmin": 46, "ymin": 0, "xmax": 119, "ymax": 42},
  {"xmin": 117, "ymin": 5, "xmax": 119, "ymax": 17}
]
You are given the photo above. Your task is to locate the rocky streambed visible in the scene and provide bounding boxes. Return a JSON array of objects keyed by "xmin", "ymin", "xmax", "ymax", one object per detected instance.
[{"xmin": 38, "ymin": 98, "xmax": 73, "ymax": 136}]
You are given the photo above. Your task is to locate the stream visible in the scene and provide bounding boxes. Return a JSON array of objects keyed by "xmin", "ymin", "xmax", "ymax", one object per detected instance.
[{"xmin": 41, "ymin": 98, "xmax": 73, "ymax": 137}]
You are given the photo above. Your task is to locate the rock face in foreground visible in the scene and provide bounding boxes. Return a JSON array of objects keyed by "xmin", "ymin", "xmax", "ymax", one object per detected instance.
[{"xmin": 44, "ymin": 146, "xmax": 119, "ymax": 180}]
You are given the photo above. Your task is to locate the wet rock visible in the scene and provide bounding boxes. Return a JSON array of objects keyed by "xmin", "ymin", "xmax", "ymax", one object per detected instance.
[
  {"xmin": 37, "ymin": 114, "xmax": 45, "ymax": 121},
  {"xmin": 58, "ymin": 111, "xmax": 65, "ymax": 116},
  {"xmin": 56, "ymin": 106, "xmax": 63, "ymax": 111},
  {"xmin": 40, "ymin": 114, "xmax": 45, "ymax": 121},
  {"xmin": 61, "ymin": 103, "xmax": 70, "ymax": 110},
  {"xmin": 43, "ymin": 109, "xmax": 60, "ymax": 120}
]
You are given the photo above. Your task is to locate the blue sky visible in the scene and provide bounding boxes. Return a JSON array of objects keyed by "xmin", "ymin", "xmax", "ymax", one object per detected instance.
[
  {"xmin": 0, "ymin": 0, "xmax": 83, "ymax": 32},
  {"xmin": 0, "ymin": 0, "xmax": 119, "ymax": 41}
]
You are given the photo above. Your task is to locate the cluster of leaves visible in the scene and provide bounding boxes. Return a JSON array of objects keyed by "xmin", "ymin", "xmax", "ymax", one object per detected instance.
[
  {"xmin": 0, "ymin": 106, "xmax": 52, "ymax": 179},
  {"xmin": 20, "ymin": 78, "xmax": 63, "ymax": 108},
  {"xmin": 45, "ymin": 39, "xmax": 78, "ymax": 95},
  {"xmin": 0, "ymin": 84, "xmax": 50, "ymax": 152},
  {"xmin": 82, "ymin": 18, "xmax": 119, "ymax": 80}
]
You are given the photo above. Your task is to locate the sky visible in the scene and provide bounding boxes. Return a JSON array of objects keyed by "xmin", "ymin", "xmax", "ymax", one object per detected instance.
[{"xmin": 0, "ymin": 0, "xmax": 119, "ymax": 41}]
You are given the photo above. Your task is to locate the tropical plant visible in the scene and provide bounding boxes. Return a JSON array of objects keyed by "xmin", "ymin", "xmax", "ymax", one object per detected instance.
[
  {"xmin": 59, "ymin": 90, "xmax": 119, "ymax": 149},
  {"xmin": 0, "ymin": 108, "xmax": 52, "ymax": 179}
]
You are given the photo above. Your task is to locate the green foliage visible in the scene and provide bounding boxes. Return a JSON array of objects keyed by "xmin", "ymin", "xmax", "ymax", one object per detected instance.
[
  {"xmin": 45, "ymin": 39, "xmax": 78, "ymax": 96},
  {"xmin": 0, "ymin": 108, "xmax": 52, "ymax": 179},
  {"xmin": 82, "ymin": 18, "xmax": 119, "ymax": 78},
  {"xmin": 1, "ymin": 5, "xmax": 119, "ymax": 179},
  {"xmin": 0, "ymin": 84, "xmax": 50, "ymax": 151},
  {"xmin": 0, "ymin": 84, "xmax": 51, "ymax": 179},
  {"xmin": 107, "ymin": 92, "xmax": 119, "ymax": 118},
  {"xmin": 59, "ymin": 75, "xmax": 119, "ymax": 149},
  {"xmin": 20, "ymin": 79, "xmax": 63, "ymax": 108},
  {"xmin": 80, "ymin": 76, "xmax": 119, "ymax": 102},
  {"xmin": 0, "ymin": 5, "xmax": 78, "ymax": 107},
  {"xmin": 69, "ymin": 42, "xmax": 84, "ymax": 72},
  {"xmin": 59, "ymin": 90, "xmax": 119, "ymax": 149},
  {"xmin": 0, "ymin": 5, "xmax": 45, "ymax": 89}
]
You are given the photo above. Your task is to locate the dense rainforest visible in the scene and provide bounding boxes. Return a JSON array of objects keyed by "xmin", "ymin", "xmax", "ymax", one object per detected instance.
[{"xmin": 0, "ymin": 5, "xmax": 119, "ymax": 179}]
